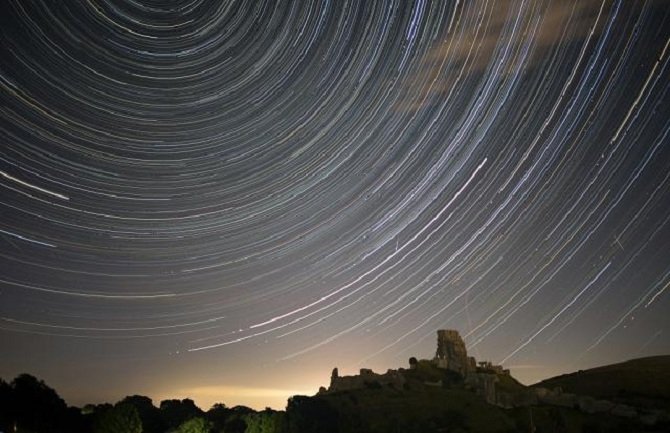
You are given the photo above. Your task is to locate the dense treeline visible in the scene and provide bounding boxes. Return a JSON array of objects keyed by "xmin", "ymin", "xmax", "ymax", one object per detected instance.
[{"xmin": 0, "ymin": 374, "xmax": 284, "ymax": 433}]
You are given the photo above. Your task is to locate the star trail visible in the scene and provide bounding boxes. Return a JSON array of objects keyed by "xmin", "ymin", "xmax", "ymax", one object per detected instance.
[{"xmin": 1, "ymin": 0, "xmax": 669, "ymax": 410}]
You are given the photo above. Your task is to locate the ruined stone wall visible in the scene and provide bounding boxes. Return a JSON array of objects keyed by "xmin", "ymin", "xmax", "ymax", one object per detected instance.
[{"xmin": 328, "ymin": 368, "xmax": 406, "ymax": 392}]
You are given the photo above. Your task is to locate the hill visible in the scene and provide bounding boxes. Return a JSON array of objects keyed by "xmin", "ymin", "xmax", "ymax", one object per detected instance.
[
  {"xmin": 286, "ymin": 358, "xmax": 661, "ymax": 433},
  {"xmin": 533, "ymin": 355, "xmax": 670, "ymax": 411},
  {"xmin": 283, "ymin": 332, "xmax": 670, "ymax": 433}
]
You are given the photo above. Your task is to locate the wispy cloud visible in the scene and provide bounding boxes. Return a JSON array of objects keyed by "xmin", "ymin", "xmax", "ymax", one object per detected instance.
[{"xmin": 396, "ymin": 0, "xmax": 605, "ymax": 112}]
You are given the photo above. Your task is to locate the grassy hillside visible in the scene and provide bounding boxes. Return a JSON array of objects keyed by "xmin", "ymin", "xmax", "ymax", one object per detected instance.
[
  {"xmin": 290, "ymin": 385, "xmax": 518, "ymax": 433},
  {"xmin": 533, "ymin": 355, "xmax": 670, "ymax": 410},
  {"xmin": 287, "ymin": 384, "xmax": 649, "ymax": 433},
  {"xmin": 285, "ymin": 360, "xmax": 661, "ymax": 433}
]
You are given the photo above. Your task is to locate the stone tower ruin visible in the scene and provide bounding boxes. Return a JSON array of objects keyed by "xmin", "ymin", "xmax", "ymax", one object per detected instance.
[{"xmin": 434, "ymin": 329, "xmax": 475, "ymax": 376}]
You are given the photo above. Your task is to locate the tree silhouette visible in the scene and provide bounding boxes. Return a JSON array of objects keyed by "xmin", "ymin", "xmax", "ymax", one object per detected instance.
[
  {"xmin": 10, "ymin": 374, "xmax": 70, "ymax": 432},
  {"xmin": 160, "ymin": 398, "xmax": 202, "ymax": 429},
  {"xmin": 223, "ymin": 416, "xmax": 247, "ymax": 433},
  {"xmin": 286, "ymin": 395, "xmax": 338, "ymax": 433},
  {"xmin": 205, "ymin": 402, "xmax": 229, "ymax": 431},
  {"xmin": 175, "ymin": 416, "xmax": 212, "ymax": 433},
  {"xmin": 94, "ymin": 403, "xmax": 142, "ymax": 433},
  {"xmin": 119, "ymin": 395, "xmax": 164, "ymax": 433},
  {"xmin": 244, "ymin": 409, "xmax": 284, "ymax": 433},
  {"xmin": 0, "ymin": 379, "xmax": 13, "ymax": 432}
]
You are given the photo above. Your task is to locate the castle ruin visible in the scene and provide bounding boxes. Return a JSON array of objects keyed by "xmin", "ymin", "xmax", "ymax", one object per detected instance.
[
  {"xmin": 326, "ymin": 329, "xmax": 508, "ymax": 394},
  {"xmin": 322, "ymin": 330, "xmax": 660, "ymax": 423},
  {"xmin": 434, "ymin": 329, "xmax": 477, "ymax": 375}
]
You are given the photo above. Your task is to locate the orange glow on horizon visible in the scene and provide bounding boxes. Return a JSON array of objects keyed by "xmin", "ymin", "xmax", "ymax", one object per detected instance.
[{"xmin": 152, "ymin": 384, "xmax": 320, "ymax": 411}]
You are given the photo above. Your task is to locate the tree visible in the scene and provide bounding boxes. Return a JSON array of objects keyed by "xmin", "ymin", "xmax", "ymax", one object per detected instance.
[
  {"xmin": 176, "ymin": 416, "xmax": 212, "ymax": 433},
  {"xmin": 245, "ymin": 410, "xmax": 284, "ymax": 433},
  {"xmin": 160, "ymin": 398, "xmax": 203, "ymax": 429},
  {"xmin": 10, "ymin": 374, "xmax": 70, "ymax": 432},
  {"xmin": 0, "ymin": 379, "xmax": 13, "ymax": 432},
  {"xmin": 221, "ymin": 405, "xmax": 255, "ymax": 433},
  {"xmin": 205, "ymin": 403, "xmax": 229, "ymax": 431},
  {"xmin": 94, "ymin": 403, "xmax": 142, "ymax": 433},
  {"xmin": 223, "ymin": 416, "xmax": 247, "ymax": 433},
  {"xmin": 120, "ymin": 395, "xmax": 164, "ymax": 433},
  {"xmin": 286, "ymin": 395, "xmax": 338, "ymax": 433}
]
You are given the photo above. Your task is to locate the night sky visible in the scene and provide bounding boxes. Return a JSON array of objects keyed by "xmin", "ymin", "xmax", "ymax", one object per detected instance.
[{"xmin": 1, "ymin": 0, "xmax": 669, "ymax": 411}]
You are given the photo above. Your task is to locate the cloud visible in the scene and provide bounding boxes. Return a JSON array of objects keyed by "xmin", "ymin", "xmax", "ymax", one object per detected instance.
[{"xmin": 395, "ymin": 0, "xmax": 606, "ymax": 112}]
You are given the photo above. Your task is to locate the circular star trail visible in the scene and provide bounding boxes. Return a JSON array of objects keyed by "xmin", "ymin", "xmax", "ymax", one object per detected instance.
[{"xmin": 1, "ymin": 0, "xmax": 669, "ymax": 408}]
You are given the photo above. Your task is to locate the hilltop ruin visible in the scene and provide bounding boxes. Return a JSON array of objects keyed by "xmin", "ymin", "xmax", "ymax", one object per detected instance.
[
  {"xmin": 326, "ymin": 329, "xmax": 508, "ymax": 397},
  {"xmin": 322, "ymin": 329, "xmax": 662, "ymax": 423}
]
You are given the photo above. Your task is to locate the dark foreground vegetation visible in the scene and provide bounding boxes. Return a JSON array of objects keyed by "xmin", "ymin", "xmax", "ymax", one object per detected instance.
[
  {"xmin": 0, "ymin": 374, "xmax": 270, "ymax": 433},
  {"xmin": 2, "ymin": 356, "xmax": 669, "ymax": 433}
]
